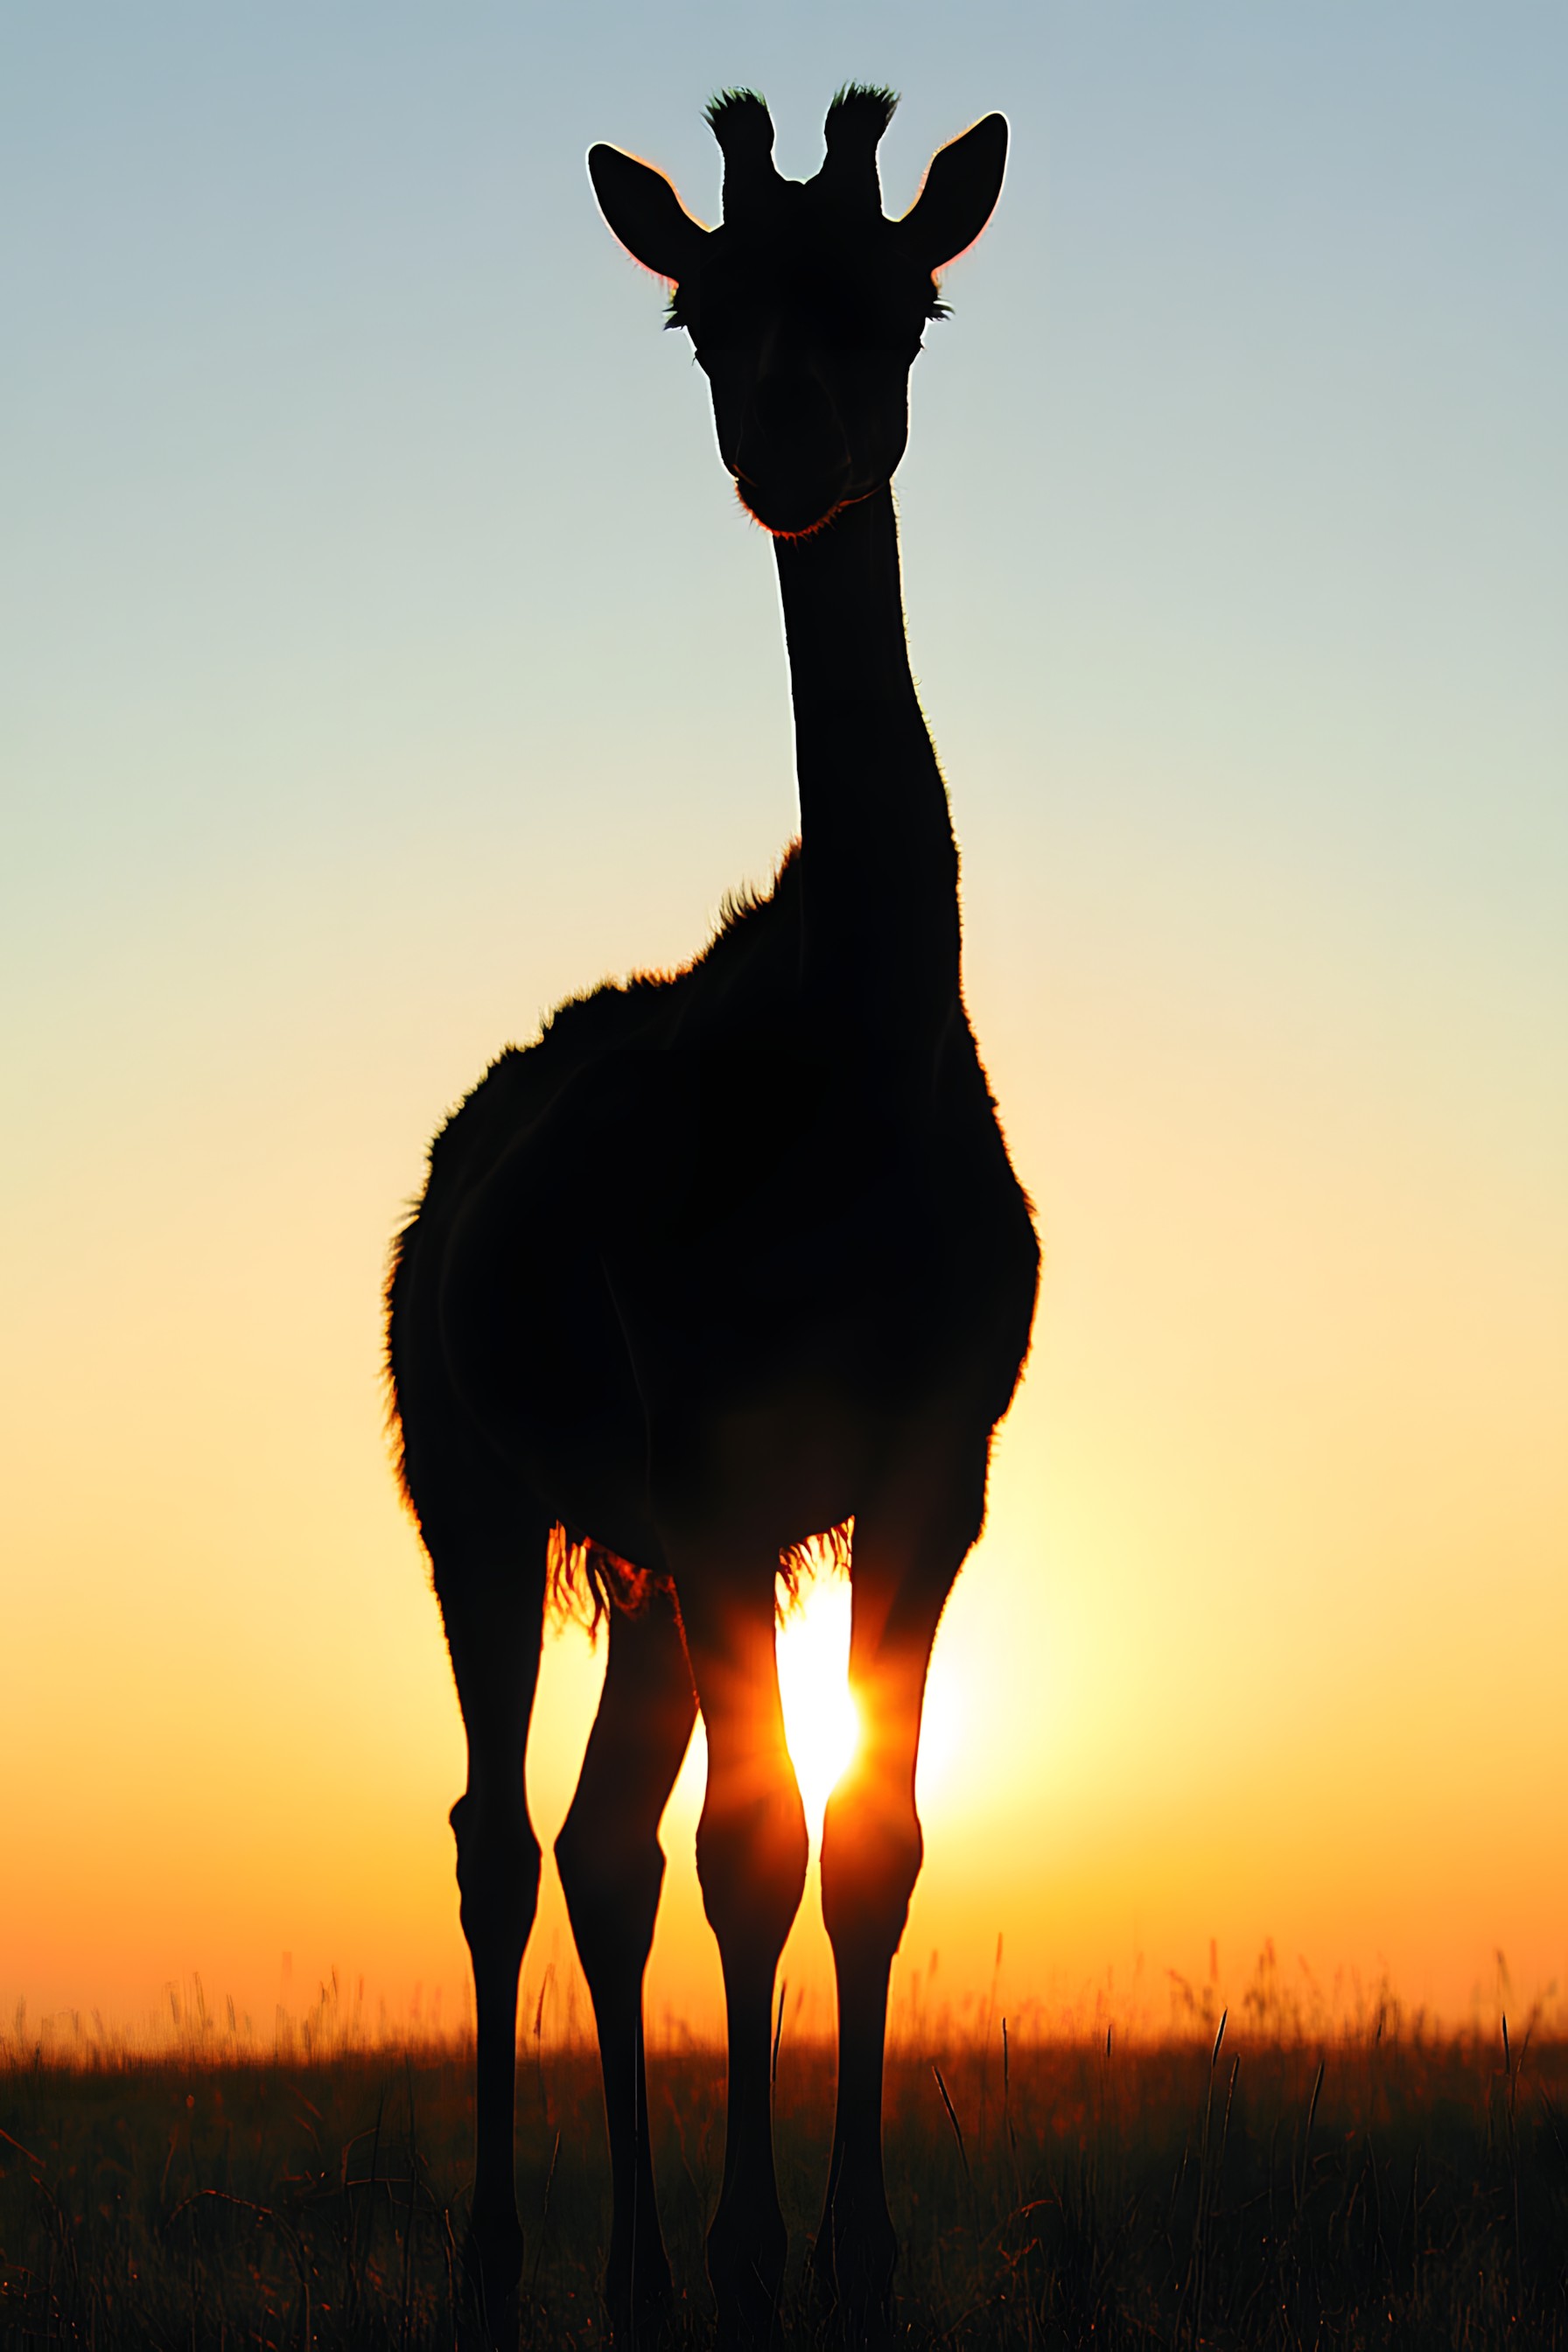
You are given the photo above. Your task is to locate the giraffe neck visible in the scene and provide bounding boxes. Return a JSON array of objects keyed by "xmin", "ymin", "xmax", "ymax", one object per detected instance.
[{"xmin": 774, "ymin": 484, "xmax": 961, "ymax": 1040}]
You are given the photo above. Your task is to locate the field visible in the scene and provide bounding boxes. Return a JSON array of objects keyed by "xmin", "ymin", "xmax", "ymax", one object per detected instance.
[{"xmin": 4, "ymin": 2006, "xmax": 1567, "ymax": 2349}]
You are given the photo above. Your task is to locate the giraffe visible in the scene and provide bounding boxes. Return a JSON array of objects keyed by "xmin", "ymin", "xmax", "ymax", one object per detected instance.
[{"xmin": 386, "ymin": 84, "xmax": 1039, "ymax": 2340}]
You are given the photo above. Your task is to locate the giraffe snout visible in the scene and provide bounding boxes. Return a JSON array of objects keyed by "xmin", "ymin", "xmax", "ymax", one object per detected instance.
[{"xmin": 734, "ymin": 374, "xmax": 852, "ymax": 536}]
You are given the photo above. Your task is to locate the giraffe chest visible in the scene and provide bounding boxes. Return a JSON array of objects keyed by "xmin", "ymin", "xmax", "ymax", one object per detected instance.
[
  {"xmin": 438, "ymin": 1013, "xmax": 1038, "ymax": 1530},
  {"xmin": 595, "ymin": 1037, "xmax": 1034, "ymax": 1416}
]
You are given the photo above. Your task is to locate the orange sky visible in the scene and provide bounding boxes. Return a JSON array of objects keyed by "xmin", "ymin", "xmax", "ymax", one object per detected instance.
[{"xmin": 4, "ymin": 7, "xmax": 1565, "ymax": 2044}]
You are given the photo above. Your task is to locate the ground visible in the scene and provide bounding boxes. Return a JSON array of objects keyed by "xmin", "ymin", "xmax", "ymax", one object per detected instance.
[{"xmin": 4, "ymin": 2020, "xmax": 1567, "ymax": 2348}]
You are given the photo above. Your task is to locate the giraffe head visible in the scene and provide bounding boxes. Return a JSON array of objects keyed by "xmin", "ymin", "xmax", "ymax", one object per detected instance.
[{"xmin": 589, "ymin": 88, "xmax": 1006, "ymax": 538}]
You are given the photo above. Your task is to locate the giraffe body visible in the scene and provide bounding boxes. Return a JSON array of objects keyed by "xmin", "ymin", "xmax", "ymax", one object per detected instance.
[{"xmin": 396, "ymin": 850, "xmax": 1034, "ymax": 1572}]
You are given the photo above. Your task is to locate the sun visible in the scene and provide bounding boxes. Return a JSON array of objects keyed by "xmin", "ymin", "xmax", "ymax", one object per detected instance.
[{"xmin": 775, "ymin": 1572, "xmax": 860, "ymax": 1833}]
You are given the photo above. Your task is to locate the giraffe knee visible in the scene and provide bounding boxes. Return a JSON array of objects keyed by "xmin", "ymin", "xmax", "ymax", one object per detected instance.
[
  {"xmin": 451, "ymin": 1790, "xmax": 542, "ymax": 1963},
  {"xmin": 820, "ymin": 1776, "xmax": 923, "ymax": 1962},
  {"xmin": 555, "ymin": 1811, "xmax": 666, "ymax": 1983},
  {"xmin": 696, "ymin": 1779, "xmax": 808, "ymax": 1968}
]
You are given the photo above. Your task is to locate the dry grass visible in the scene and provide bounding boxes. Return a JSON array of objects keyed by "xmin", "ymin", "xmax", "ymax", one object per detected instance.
[{"xmin": 4, "ymin": 2006, "xmax": 1567, "ymax": 2348}]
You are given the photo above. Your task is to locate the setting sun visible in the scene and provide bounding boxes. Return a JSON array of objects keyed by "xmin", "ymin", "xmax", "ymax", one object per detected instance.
[{"xmin": 775, "ymin": 1573, "xmax": 860, "ymax": 1830}]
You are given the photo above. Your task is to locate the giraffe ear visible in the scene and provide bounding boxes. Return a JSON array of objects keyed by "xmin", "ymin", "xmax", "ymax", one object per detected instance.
[
  {"xmin": 589, "ymin": 144, "xmax": 709, "ymax": 283},
  {"xmin": 900, "ymin": 113, "xmax": 1007, "ymax": 273}
]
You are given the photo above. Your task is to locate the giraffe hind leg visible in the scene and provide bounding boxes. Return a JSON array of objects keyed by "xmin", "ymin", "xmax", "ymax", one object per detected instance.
[
  {"xmin": 669, "ymin": 1542, "xmax": 809, "ymax": 2342},
  {"xmin": 556, "ymin": 1574, "xmax": 697, "ymax": 2331}
]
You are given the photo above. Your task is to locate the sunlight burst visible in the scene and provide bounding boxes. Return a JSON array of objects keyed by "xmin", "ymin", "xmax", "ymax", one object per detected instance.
[{"xmin": 775, "ymin": 1574, "xmax": 859, "ymax": 1833}]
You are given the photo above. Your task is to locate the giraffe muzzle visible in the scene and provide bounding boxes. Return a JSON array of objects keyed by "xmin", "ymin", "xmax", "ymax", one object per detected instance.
[{"xmin": 733, "ymin": 384, "xmax": 853, "ymax": 536}]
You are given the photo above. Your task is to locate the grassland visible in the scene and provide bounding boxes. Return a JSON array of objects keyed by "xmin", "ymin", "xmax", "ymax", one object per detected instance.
[{"xmin": 4, "ymin": 2005, "xmax": 1567, "ymax": 2348}]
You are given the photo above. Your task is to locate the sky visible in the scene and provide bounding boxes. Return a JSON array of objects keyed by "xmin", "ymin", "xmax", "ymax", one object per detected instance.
[{"xmin": 4, "ymin": 3, "xmax": 1565, "ymax": 2048}]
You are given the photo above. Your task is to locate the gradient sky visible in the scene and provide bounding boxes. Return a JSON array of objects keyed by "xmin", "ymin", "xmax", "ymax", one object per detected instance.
[{"xmin": 4, "ymin": 3, "xmax": 1565, "ymax": 2045}]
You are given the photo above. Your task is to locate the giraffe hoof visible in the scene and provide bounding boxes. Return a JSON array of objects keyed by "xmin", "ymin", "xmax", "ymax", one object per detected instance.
[
  {"xmin": 707, "ymin": 2203, "xmax": 787, "ymax": 2344},
  {"xmin": 813, "ymin": 2190, "xmax": 897, "ymax": 2342},
  {"xmin": 460, "ymin": 2214, "xmax": 524, "ymax": 2348},
  {"xmin": 605, "ymin": 2242, "xmax": 675, "ymax": 2343}
]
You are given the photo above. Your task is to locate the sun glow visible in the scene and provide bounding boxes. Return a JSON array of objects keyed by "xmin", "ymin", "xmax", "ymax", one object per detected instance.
[{"xmin": 775, "ymin": 1574, "xmax": 859, "ymax": 1832}]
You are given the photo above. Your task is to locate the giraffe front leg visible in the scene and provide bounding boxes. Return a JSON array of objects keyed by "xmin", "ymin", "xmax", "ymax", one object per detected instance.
[
  {"xmin": 451, "ymin": 1786, "xmax": 537, "ymax": 2321},
  {"xmin": 672, "ymin": 1550, "xmax": 808, "ymax": 2342},
  {"xmin": 556, "ymin": 1576, "xmax": 697, "ymax": 2334},
  {"xmin": 815, "ymin": 1718, "xmax": 924, "ymax": 2332},
  {"xmin": 816, "ymin": 1452, "xmax": 985, "ymax": 2335},
  {"xmin": 434, "ymin": 1518, "xmax": 549, "ymax": 2343}
]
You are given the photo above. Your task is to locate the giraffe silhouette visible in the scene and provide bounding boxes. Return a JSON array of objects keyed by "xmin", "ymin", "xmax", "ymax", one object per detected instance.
[{"xmin": 386, "ymin": 85, "xmax": 1039, "ymax": 2341}]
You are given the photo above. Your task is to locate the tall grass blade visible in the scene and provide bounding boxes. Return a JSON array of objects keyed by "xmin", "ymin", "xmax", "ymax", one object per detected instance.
[{"xmin": 931, "ymin": 2063, "xmax": 970, "ymax": 2181}]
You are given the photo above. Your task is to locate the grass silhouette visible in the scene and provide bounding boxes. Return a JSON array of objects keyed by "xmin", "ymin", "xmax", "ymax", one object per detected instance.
[{"xmin": 4, "ymin": 1984, "xmax": 1567, "ymax": 2348}]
